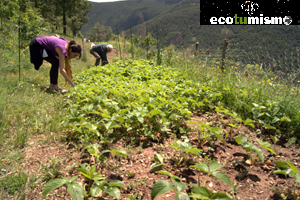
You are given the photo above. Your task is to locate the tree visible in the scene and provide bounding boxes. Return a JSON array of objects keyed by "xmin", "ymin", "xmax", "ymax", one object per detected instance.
[
  {"xmin": 42, "ymin": 0, "xmax": 92, "ymax": 35},
  {"xmin": 0, "ymin": 0, "xmax": 19, "ymax": 29},
  {"xmin": 105, "ymin": 26, "xmax": 113, "ymax": 41},
  {"xmin": 89, "ymin": 22, "xmax": 104, "ymax": 42},
  {"xmin": 68, "ymin": 0, "xmax": 92, "ymax": 37},
  {"xmin": 143, "ymin": 32, "xmax": 156, "ymax": 59}
]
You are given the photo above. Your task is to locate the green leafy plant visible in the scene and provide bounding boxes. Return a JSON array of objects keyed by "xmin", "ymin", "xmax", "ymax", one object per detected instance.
[
  {"xmin": 235, "ymin": 136, "xmax": 264, "ymax": 164},
  {"xmin": 189, "ymin": 160, "xmax": 233, "ymax": 199},
  {"xmin": 150, "ymin": 153, "xmax": 165, "ymax": 172},
  {"xmin": 42, "ymin": 163, "xmax": 126, "ymax": 200},
  {"xmin": 190, "ymin": 160, "xmax": 233, "ymax": 188},
  {"xmin": 36, "ymin": 156, "xmax": 63, "ymax": 181},
  {"xmin": 256, "ymin": 138, "xmax": 276, "ymax": 154},
  {"xmin": 273, "ymin": 160, "xmax": 300, "ymax": 199},
  {"xmin": 169, "ymin": 138, "xmax": 202, "ymax": 167},
  {"xmin": 151, "ymin": 170, "xmax": 189, "ymax": 200}
]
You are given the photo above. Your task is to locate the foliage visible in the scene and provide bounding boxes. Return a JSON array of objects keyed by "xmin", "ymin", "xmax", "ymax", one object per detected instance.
[
  {"xmin": 42, "ymin": 162, "xmax": 126, "ymax": 200},
  {"xmin": 0, "ymin": 172, "xmax": 28, "ymax": 196},
  {"xmin": 151, "ymin": 171, "xmax": 189, "ymax": 200},
  {"xmin": 64, "ymin": 59, "xmax": 210, "ymax": 143},
  {"xmin": 235, "ymin": 137, "xmax": 264, "ymax": 163},
  {"xmin": 190, "ymin": 160, "xmax": 233, "ymax": 189}
]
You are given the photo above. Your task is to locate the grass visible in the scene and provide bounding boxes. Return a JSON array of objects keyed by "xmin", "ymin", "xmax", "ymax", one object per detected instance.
[{"xmin": 1, "ymin": 25, "xmax": 300, "ymax": 199}]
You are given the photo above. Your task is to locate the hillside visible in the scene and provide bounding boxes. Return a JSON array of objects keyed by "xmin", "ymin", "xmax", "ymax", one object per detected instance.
[
  {"xmin": 81, "ymin": 0, "xmax": 300, "ymax": 72},
  {"xmin": 80, "ymin": 0, "xmax": 200, "ymax": 48},
  {"xmin": 80, "ymin": 0, "xmax": 182, "ymax": 36}
]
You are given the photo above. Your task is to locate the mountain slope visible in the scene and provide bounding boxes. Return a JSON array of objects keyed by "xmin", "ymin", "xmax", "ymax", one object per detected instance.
[{"xmin": 80, "ymin": 0, "xmax": 182, "ymax": 36}]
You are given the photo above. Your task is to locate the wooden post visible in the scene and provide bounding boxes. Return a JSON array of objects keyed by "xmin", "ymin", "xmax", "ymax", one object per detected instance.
[
  {"xmin": 221, "ymin": 38, "xmax": 229, "ymax": 72},
  {"xmin": 194, "ymin": 42, "xmax": 199, "ymax": 56},
  {"xmin": 130, "ymin": 26, "xmax": 133, "ymax": 59},
  {"xmin": 19, "ymin": 21, "xmax": 21, "ymax": 82}
]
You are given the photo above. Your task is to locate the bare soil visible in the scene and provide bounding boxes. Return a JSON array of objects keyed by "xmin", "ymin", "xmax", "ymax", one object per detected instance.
[{"xmin": 22, "ymin": 112, "xmax": 300, "ymax": 200}]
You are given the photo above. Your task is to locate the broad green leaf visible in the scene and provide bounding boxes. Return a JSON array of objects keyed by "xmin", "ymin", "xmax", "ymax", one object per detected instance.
[
  {"xmin": 295, "ymin": 175, "xmax": 300, "ymax": 183},
  {"xmin": 285, "ymin": 160, "xmax": 298, "ymax": 175},
  {"xmin": 42, "ymin": 179, "xmax": 67, "ymax": 199},
  {"xmin": 76, "ymin": 168, "xmax": 91, "ymax": 179},
  {"xmin": 150, "ymin": 163, "xmax": 165, "ymax": 172},
  {"xmin": 211, "ymin": 131, "xmax": 222, "ymax": 142},
  {"xmin": 256, "ymin": 138, "xmax": 276, "ymax": 154},
  {"xmin": 185, "ymin": 148, "xmax": 203, "ymax": 156},
  {"xmin": 154, "ymin": 153, "xmax": 164, "ymax": 164},
  {"xmin": 137, "ymin": 116, "xmax": 144, "ymax": 123},
  {"xmin": 271, "ymin": 117, "xmax": 280, "ymax": 124},
  {"xmin": 270, "ymin": 135, "xmax": 279, "ymax": 144},
  {"xmin": 103, "ymin": 187, "xmax": 120, "ymax": 199},
  {"xmin": 90, "ymin": 185, "xmax": 102, "ymax": 197},
  {"xmin": 210, "ymin": 192, "xmax": 232, "ymax": 200},
  {"xmin": 157, "ymin": 171, "xmax": 181, "ymax": 180},
  {"xmin": 209, "ymin": 161, "xmax": 224, "ymax": 172},
  {"xmin": 175, "ymin": 192, "xmax": 190, "ymax": 200},
  {"xmin": 108, "ymin": 180, "xmax": 127, "ymax": 190},
  {"xmin": 104, "ymin": 121, "xmax": 112, "ymax": 130},
  {"xmin": 70, "ymin": 109, "xmax": 78, "ymax": 117},
  {"xmin": 171, "ymin": 178, "xmax": 186, "ymax": 192},
  {"xmin": 67, "ymin": 181, "xmax": 85, "ymax": 200},
  {"xmin": 273, "ymin": 169, "xmax": 292, "ymax": 176},
  {"xmin": 111, "ymin": 149, "xmax": 127, "ymax": 158},
  {"xmin": 275, "ymin": 160, "xmax": 288, "ymax": 170},
  {"xmin": 244, "ymin": 119, "xmax": 255, "ymax": 128},
  {"xmin": 243, "ymin": 142, "xmax": 264, "ymax": 162},
  {"xmin": 190, "ymin": 186, "xmax": 211, "ymax": 199},
  {"xmin": 280, "ymin": 116, "xmax": 291, "ymax": 122},
  {"xmin": 62, "ymin": 176, "xmax": 78, "ymax": 183},
  {"xmin": 235, "ymin": 136, "xmax": 242, "ymax": 145},
  {"xmin": 211, "ymin": 171, "xmax": 233, "ymax": 188},
  {"xmin": 264, "ymin": 124, "xmax": 276, "ymax": 129},
  {"xmin": 187, "ymin": 121, "xmax": 210, "ymax": 129},
  {"xmin": 287, "ymin": 137, "xmax": 297, "ymax": 147},
  {"xmin": 94, "ymin": 180, "xmax": 108, "ymax": 187},
  {"xmin": 92, "ymin": 173, "xmax": 106, "ymax": 181},
  {"xmin": 86, "ymin": 144, "xmax": 100, "ymax": 157},
  {"xmin": 190, "ymin": 163, "xmax": 209, "ymax": 173},
  {"xmin": 151, "ymin": 180, "xmax": 174, "ymax": 200},
  {"xmin": 150, "ymin": 110, "xmax": 162, "ymax": 117}
]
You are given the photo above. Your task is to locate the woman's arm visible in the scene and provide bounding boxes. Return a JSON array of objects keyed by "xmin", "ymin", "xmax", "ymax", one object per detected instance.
[{"xmin": 55, "ymin": 47, "xmax": 75, "ymax": 87}]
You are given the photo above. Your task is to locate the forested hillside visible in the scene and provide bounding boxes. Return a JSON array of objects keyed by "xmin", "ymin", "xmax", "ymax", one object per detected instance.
[{"xmin": 80, "ymin": 0, "xmax": 182, "ymax": 36}]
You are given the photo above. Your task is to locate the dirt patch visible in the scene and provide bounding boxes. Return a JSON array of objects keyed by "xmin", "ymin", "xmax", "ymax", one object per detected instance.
[{"xmin": 20, "ymin": 112, "xmax": 300, "ymax": 200}]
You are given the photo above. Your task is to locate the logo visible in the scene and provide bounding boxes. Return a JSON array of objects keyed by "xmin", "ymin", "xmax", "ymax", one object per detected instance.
[
  {"xmin": 210, "ymin": 1, "xmax": 292, "ymax": 25},
  {"xmin": 241, "ymin": 1, "xmax": 259, "ymax": 16}
]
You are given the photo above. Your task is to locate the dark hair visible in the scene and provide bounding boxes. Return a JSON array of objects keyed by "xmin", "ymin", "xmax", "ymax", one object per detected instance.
[{"xmin": 68, "ymin": 40, "xmax": 82, "ymax": 58}]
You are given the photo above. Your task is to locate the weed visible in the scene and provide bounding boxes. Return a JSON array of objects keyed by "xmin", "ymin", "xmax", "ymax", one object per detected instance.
[{"xmin": 37, "ymin": 156, "xmax": 63, "ymax": 181}]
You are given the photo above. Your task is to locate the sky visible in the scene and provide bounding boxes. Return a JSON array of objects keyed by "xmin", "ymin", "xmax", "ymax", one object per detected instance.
[{"xmin": 88, "ymin": 0, "xmax": 126, "ymax": 2}]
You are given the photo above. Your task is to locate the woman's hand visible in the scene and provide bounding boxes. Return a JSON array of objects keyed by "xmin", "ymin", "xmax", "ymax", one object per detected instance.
[{"xmin": 55, "ymin": 47, "xmax": 75, "ymax": 87}]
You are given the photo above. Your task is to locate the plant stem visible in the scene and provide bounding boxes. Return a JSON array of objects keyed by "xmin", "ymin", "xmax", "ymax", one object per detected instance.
[{"xmin": 203, "ymin": 174, "xmax": 210, "ymax": 187}]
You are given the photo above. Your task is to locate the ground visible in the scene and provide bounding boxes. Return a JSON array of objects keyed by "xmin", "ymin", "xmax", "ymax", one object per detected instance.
[
  {"xmin": 21, "ymin": 112, "xmax": 300, "ymax": 200},
  {"xmin": 20, "ymin": 51, "xmax": 300, "ymax": 200}
]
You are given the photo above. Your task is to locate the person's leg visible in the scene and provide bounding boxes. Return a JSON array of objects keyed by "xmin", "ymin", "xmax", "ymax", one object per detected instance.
[
  {"xmin": 44, "ymin": 57, "xmax": 60, "ymax": 90},
  {"xmin": 90, "ymin": 48, "xmax": 101, "ymax": 66}
]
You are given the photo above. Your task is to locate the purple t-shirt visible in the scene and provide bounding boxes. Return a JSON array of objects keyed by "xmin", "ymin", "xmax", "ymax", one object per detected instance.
[{"xmin": 36, "ymin": 36, "xmax": 68, "ymax": 57}]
